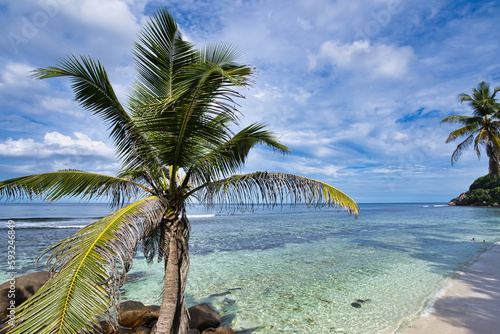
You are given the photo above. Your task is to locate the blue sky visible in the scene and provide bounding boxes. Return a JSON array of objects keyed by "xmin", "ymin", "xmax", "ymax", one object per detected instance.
[{"xmin": 0, "ymin": 0, "xmax": 499, "ymax": 203}]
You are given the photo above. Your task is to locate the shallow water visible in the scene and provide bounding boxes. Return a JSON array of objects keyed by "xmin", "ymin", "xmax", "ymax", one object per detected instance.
[{"xmin": 1, "ymin": 202, "xmax": 498, "ymax": 333}]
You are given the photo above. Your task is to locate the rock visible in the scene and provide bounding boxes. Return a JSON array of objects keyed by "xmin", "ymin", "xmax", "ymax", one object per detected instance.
[
  {"xmin": 214, "ymin": 327, "xmax": 236, "ymax": 334},
  {"xmin": 187, "ymin": 330, "xmax": 201, "ymax": 334},
  {"xmin": 115, "ymin": 329, "xmax": 134, "ymax": 334},
  {"xmin": 448, "ymin": 201, "xmax": 456, "ymax": 206},
  {"xmin": 0, "ymin": 271, "xmax": 52, "ymax": 319},
  {"xmin": 188, "ymin": 303, "xmax": 222, "ymax": 332},
  {"xmin": 118, "ymin": 301, "xmax": 159, "ymax": 329},
  {"xmin": 351, "ymin": 302, "xmax": 362, "ymax": 308},
  {"xmin": 201, "ymin": 328, "xmax": 236, "ymax": 334},
  {"xmin": 118, "ymin": 301, "xmax": 148, "ymax": 328},
  {"xmin": 201, "ymin": 329, "xmax": 216, "ymax": 334},
  {"xmin": 457, "ymin": 193, "xmax": 467, "ymax": 205},
  {"xmin": 493, "ymin": 203, "xmax": 499, "ymax": 207},
  {"xmin": 90, "ymin": 320, "xmax": 115, "ymax": 334},
  {"xmin": 132, "ymin": 326, "xmax": 151, "ymax": 334}
]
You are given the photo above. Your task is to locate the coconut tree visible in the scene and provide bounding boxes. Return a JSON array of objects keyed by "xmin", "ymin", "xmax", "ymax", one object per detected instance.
[
  {"xmin": 441, "ymin": 81, "xmax": 500, "ymax": 180},
  {"xmin": 0, "ymin": 8, "xmax": 358, "ymax": 334}
]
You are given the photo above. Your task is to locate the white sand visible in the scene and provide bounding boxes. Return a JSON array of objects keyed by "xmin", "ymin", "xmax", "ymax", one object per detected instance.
[{"xmin": 401, "ymin": 245, "xmax": 500, "ymax": 334}]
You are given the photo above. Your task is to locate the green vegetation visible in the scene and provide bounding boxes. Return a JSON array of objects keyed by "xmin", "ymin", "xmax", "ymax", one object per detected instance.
[
  {"xmin": 0, "ymin": 8, "xmax": 358, "ymax": 334},
  {"xmin": 441, "ymin": 81, "xmax": 500, "ymax": 180},
  {"xmin": 452, "ymin": 174, "xmax": 500, "ymax": 205}
]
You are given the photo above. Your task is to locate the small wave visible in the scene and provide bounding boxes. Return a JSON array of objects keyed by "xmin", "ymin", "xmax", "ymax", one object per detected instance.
[{"xmin": 421, "ymin": 280, "xmax": 453, "ymax": 317}]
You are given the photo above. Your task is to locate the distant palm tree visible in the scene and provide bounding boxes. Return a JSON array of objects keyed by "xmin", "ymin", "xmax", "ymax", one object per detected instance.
[
  {"xmin": 441, "ymin": 81, "xmax": 500, "ymax": 180},
  {"xmin": 0, "ymin": 8, "xmax": 358, "ymax": 334}
]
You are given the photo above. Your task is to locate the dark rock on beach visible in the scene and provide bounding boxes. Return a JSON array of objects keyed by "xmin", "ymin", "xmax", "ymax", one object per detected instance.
[
  {"xmin": 117, "ymin": 300, "xmax": 160, "ymax": 330},
  {"xmin": 0, "ymin": 271, "xmax": 52, "ymax": 319},
  {"xmin": 351, "ymin": 302, "xmax": 362, "ymax": 308},
  {"xmin": 188, "ymin": 303, "xmax": 222, "ymax": 332}
]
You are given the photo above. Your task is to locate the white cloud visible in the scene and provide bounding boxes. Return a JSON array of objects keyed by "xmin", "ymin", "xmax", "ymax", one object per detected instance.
[
  {"xmin": 0, "ymin": 132, "xmax": 114, "ymax": 158},
  {"xmin": 0, "ymin": 63, "xmax": 33, "ymax": 87},
  {"xmin": 314, "ymin": 40, "xmax": 414, "ymax": 79}
]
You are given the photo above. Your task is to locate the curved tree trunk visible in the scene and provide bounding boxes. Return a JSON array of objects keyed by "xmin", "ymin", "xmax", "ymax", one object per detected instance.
[
  {"xmin": 486, "ymin": 144, "xmax": 500, "ymax": 181},
  {"xmin": 154, "ymin": 214, "xmax": 190, "ymax": 334}
]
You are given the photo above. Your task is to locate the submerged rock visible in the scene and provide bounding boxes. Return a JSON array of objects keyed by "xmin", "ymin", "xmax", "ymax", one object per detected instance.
[{"xmin": 351, "ymin": 302, "xmax": 362, "ymax": 308}]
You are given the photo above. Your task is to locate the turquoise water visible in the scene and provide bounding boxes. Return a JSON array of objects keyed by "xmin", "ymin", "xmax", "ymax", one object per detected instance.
[{"xmin": 1, "ymin": 203, "xmax": 499, "ymax": 333}]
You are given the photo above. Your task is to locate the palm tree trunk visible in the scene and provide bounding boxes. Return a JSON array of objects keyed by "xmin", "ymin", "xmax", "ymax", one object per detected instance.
[
  {"xmin": 154, "ymin": 215, "xmax": 190, "ymax": 334},
  {"xmin": 486, "ymin": 144, "xmax": 500, "ymax": 181}
]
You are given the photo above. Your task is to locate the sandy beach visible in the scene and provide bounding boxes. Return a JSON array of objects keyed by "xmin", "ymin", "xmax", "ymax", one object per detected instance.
[{"xmin": 401, "ymin": 244, "xmax": 500, "ymax": 334}]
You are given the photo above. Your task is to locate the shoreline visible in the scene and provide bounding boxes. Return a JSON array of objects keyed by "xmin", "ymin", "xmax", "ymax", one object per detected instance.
[{"xmin": 398, "ymin": 244, "xmax": 500, "ymax": 334}]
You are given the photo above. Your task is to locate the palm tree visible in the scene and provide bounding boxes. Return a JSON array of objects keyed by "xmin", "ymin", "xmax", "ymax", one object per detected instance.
[
  {"xmin": 0, "ymin": 8, "xmax": 358, "ymax": 334},
  {"xmin": 441, "ymin": 81, "xmax": 500, "ymax": 180}
]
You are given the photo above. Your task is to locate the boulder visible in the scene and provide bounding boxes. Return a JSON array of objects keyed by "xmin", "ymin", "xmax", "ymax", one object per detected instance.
[
  {"xmin": 187, "ymin": 329, "xmax": 201, "ymax": 334},
  {"xmin": 118, "ymin": 301, "xmax": 148, "ymax": 328},
  {"xmin": 118, "ymin": 301, "xmax": 160, "ymax": 329},
  {"xmin": 201, "ymin": 327, "xmax": 235, "ymax": 334},
  {"xmin": 0, "ymin": 271, "xmax": 52, "ymax": 319},
  {"xmin": 132, "ymin": 326, "xmax": 151, "ymax": 334},
  {"xmin": 188, "ymin": 303, "xmax": 222, "ymax": 332},
  {"xmin": 214, "ymin": 327, "xmax": 236, "ymax": 334},
  {"xmin": 115, "ymin": 329, "xmax": 134, "ymax": 334}
]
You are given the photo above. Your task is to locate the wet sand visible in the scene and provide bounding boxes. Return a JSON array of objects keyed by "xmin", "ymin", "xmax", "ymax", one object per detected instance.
[{"xmin": 401, "ymin": 245, "xmax": 500, "ymax": 334}]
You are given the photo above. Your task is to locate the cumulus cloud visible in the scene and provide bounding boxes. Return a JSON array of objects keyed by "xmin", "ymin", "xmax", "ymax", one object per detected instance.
[
  {"xmin": 0, "ymin": 132, "xmax": 114, "ymax": 158},
  {"xmin": 313, "ymin": 40, "xmax": 414, "ymax": 79}
]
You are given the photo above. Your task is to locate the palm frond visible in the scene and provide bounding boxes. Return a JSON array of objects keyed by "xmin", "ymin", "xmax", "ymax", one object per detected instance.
[
  {"xmin": 445, "ymin": 124, "xmax": 479, "ymax": 143},
  {"xmin": 187, "ymin": 123, "xmax": 291, "ymax": 186},
  {"xmin": 6, "ymin": 197, "xmax": 163, "ymax": 334},
  {"xmin": 194, "ymin": 172, "xmax": 359, "ymax": 216},
  {"xmin": 131, "ymin": 7, "xmax": 197, "ymax": 106},
  {"xmin": 133, "ymin": 57, "xmax": 254, "ymax": 184},
  {"xmin": 32, "ymin": 56, "xmax": 135, "ymax": 157},
  {"xmin": 0, "ymin": 170, "xmax": 151, "ymax": 206},
  {"xmin": 451, "ymin": 134, "xmax": 474, "ymax": 164},
  {"xmin": 440, "ymin": 115, "xmax": 482, "ymax": 125}
]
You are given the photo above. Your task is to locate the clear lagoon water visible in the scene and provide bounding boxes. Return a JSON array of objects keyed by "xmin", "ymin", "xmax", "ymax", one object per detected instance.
[{"xmin": 1, "ymin": 202, "xmax": 499, "ymax": 333}]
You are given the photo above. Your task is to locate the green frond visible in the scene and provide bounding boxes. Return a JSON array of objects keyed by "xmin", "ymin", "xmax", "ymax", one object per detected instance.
[
  {"xmin": 195, "ymin": 172, "xmax": 359, "ymax": 216},
  {"xmin": 131, "ymin": 7, "xmax": 197, "ymax": 106},
  {"xmin": 451, "ymin": 134, "xmax": 474, "ymax": 164},
  {"xmin": 445, "ymin": 123, "xmax": 480, "ymax": 143},
  {"xmin": 0, "ymin": 170, "xmax": 151, "ymax": 206},
  {"xmin": 32, "ymin": 56, "xmax": 132, "ymax": 155},
  {"xmin": 6, "ymin": 197, "xmax": 163, "ymax": 334},
  {"xmin": 32, "ymin": 55, "xmax": 158, "ymax": 170},
  {"xmin": 132, "ymin": 58, "xmax": 254, "ymax": 183},
  {"xmin": 187, "ymin": 123, "xmax": 291, "ymax": 186},
  {"xmin": 440, "ymin": 115, "xmax": 482, "ymax": 125},
  {"xmin": 459, "ymin": 81, "xmax": 500, "ymax": 117}
]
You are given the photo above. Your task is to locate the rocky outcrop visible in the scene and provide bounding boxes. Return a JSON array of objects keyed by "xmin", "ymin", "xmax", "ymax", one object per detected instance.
[
  {"xmin": 448, "ymin": 193, "xmax": 468, "ymax": 206},
  {"xmin": 449, "ymin": 174, "xmax": 500, "ymax": 206}
]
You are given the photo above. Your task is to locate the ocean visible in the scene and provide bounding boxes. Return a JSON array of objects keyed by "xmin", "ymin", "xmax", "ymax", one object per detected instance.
[{"xmin": 1, "ymin": 202, "xmax": 498, "ymax": 333}]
